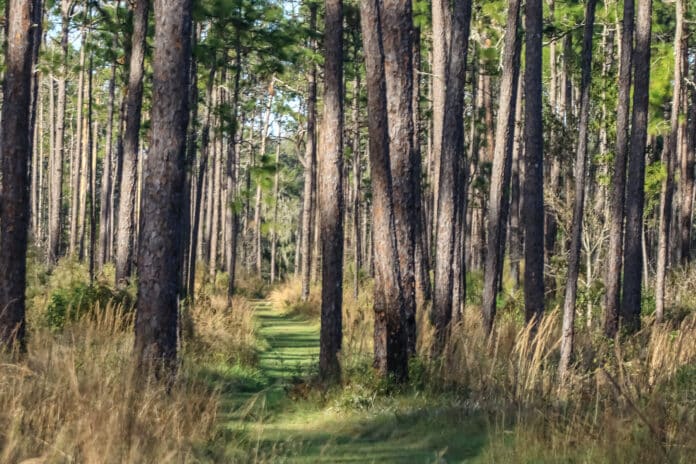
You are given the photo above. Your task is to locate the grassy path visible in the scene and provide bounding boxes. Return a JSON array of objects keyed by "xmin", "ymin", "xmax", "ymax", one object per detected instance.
[{"xmin": 219, "ymin": 299, "xmax": 488, "ymax": 463}]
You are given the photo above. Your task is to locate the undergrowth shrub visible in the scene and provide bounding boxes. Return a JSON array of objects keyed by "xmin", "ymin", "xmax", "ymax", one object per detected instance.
[{"xmin": 44, "ymin": 281, "xmax": 133, "ymax": 331}]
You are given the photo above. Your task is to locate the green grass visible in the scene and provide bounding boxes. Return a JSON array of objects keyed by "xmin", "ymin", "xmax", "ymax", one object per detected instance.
[{"xmin": 210, "ymin": 298, "xmax": 489, "ymax": 463}]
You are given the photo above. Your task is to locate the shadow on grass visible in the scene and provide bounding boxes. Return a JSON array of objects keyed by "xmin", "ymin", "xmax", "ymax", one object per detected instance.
[{"xmin": 206, "ymin": 300, "xmax": 488, "ymax": 463}]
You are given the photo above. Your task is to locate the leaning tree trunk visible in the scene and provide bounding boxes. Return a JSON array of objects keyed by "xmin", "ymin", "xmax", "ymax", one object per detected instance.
[
  {"xmin": 135, "ymin": 0, "xmax": 192, "ymax": 371},
  {"xmin": 605, "ymin": 0, "xmax": 634, "ymax": 338},
  {"xmin": 481, "ymin": 0, "xmax": 521, "ymax": 336},
  {"xmin": 0, "ymin": 0, "xmax": 39, "ymax": 349},
  {"xmin": 559, "ymin": 0, "xmax": 597, "ymax": 382},
  {"xmin": 523, "ymin": 0, "xmax": 545, "ymax": 326},
  {"xmin": 360, "ymin": 0, "xmax": 408, "ymax": 381},
  {"xmin": 116, "ymin": 0, "xmax": 149, "ymax": 285},
  {"xmin": 621, "ymin": 0, "xmax": 653, "ymax": 334},
  {"xmin": 318, "ymin": 0, "xmax": 345, "ymax": 382},
  {"xmin": 655, "ymin": 0, "xmax": 683, "ymax": 322},
  {"xmin": 431, "ymin": 0, "xmax": 472, "ymax": 351}
]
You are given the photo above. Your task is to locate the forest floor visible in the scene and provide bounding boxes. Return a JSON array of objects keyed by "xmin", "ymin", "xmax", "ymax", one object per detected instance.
[{"xmin": 214, "ymin": 299, "xmax": 490, "ymax": 463}]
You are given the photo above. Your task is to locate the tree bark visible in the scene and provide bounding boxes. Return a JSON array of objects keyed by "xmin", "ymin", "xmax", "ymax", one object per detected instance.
[
  {"xmin": 360, "ymin": 0, "xmax": 408, "ymax": 380},
  {"xmin": 0, "ymin": 0, "xmax": 39, "ymax": 348},
  {"xmin": 523, "ymin": 0, "xmax": 545, "ymax": 326},
  {"xmin": 509, "ymin": 73, "xmax": 524, "ymax": 290},
  {"xmin": 301, "ymin": 4, "xmax": 318, "ymax": 302},
  {"xmin": 352, "ymin": 61, "xmax": 362, "ymax": 299},
  {"xmin": 481, "ymin": 0, "xmax": 521, "ymax": 335},
  {"xmin": 412, "ymin": 26, "xmax": 432, "ymax": 309},
  {"xmin": 116, "ymin": 0, "xmax": 149, "ymax": 285},
  {"xmin": 682, "ymin": 57, "xmax": 696, "ymax": 264},
  {"xmin": 381, "ymin": 0, "xmax": 418, "ymax": 356},
  {"xmin": 254, "ymin": 82, "xmax": 275, "ymax": 278},
  {"xmin": 187, "ymin": 66, "xmax": 217, "ymax": 297},
  {"xmin": 69, "ymin": 27, "xmax": 86, "ymax": 257},
  {"xmin": 319, "ymin": 0, "xmax": 345, "ymax": 382},
  {"xmin": 226, "ymin": 39, "xmax": 243, "ymax": 300},
  {"xmin": 559, "ymin": 0, "xmax": 597, "ymax": 381},
  {"xmin": 431, "ymin": 0, "xmax": 472, "ymax": 350},
  {"xmin": 209, "ymin": 89, "xmax": 222, "ymax": 278},
  {"xmin": 621, "ymin": 0, "xmax": 652, "ymax": 334},
  {"xmin": 135, "ymin": 0, "xmax": 192, "ymax": 371},
  {"xmin": 655, "ymin": 0, "xmax": 683, "ymax": 322},
  {"xmin": 48, "ymin": 1, "xmax": 72, "ymax": 264},
  {"xmin": 29, "ymin": 0, "xmax": 43, "ymax": 243},
  {"xmin": 430, "ymin": 0, "xmax": 450, "ymax": 237},
  {"xmin": 605, "ymin": 0, "xmax": 634, "ymax": 338},
  {"xmin": 99, "ymin": 62, "xmax": 117, "ymax": 269},
  {"xmin": 270, "ymin": 131, "xmax": 281, "ymax": 284}
]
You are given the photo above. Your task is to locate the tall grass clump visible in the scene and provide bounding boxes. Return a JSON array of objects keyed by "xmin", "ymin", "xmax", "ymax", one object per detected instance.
[
  {"xmin": 0, "ymin": 303, "xmax": 219, "ymax": 463},
  {"xmin": 269, "ymin": 277, "xmax": 320, "ymax": 318}
]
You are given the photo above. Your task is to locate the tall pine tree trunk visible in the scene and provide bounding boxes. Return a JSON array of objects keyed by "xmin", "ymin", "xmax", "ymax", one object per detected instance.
[
  {"xmin": 116, "ymin": 0, "xmax": 148, "ymax": 285},
  {"xmin": 605, "ymin": 0, "xmax": 634, "ymax": 338},
  {"xmin": 99, "ymin": 62, "xmax": 117, "ymax": 269},
  {"xmin": 621, "ymin": 0, "xmax": 653, "ymax": 334},
  {"xmin": 559, "ymin": 0, "xmax": 597, "ymax": 381},
  {"xmin": 48, "ymin": 2, "xmax": 72, "ymax": 264},
  {"xmin": 301, "ymin": 4, "xmax": 318, "ymax": 301},
  {"xmin": 360, "ymin": 0, "xmax": 408, "ymax": 380},
  {"xmin": 382, "ymin": 0, "xmax": 418, "ymax": 356},
  {"xmin": 319, "ymin": 0, "xmax": 345, "ymax": 382},
  {"xmin": 481, "ymin": 0, "xmax": 521, "ymax": 335},
  {"xmin": 655, "ymin": 0, "xmax": 683, "ymax": 321},
  {"xmin": 523, "ymin": 0, "xmax": 545, "ymax": 325},
  {"xmin": 431, "ymin": 0, "xmax": 472, "ymax": 350},
  {"xmin": 135, "ymin": 0, "xmax": 192, "ymax": 371},
  {"xmin": 0, "ymin": 0, "xmax": 39, "ymax": 348},
  {"xmin": 226, "ymin": 40, "xmax": 242, "ymax": 300}
]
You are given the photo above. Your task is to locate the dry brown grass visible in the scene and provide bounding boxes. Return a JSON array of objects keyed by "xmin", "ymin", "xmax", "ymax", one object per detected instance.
[
  {"xmin": 268, "ymin": 277, "xmax": 320, "ymax": 318},
  {"xmin": 0, "ymin": 259, "xmax": 263, "ymax": 463},
  {"xmin": 0, "ymin": 302, "xmax": 219, "ymax": 464},
  {"xmin": 185, "ymin": 293, "xmax": 257, "ymax": 366}
]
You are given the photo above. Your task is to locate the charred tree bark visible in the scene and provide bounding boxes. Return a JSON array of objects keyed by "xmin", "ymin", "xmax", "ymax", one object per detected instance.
[{"xmin": 523, "ymin": 0, "xmax": 545, "ymax": 326}]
